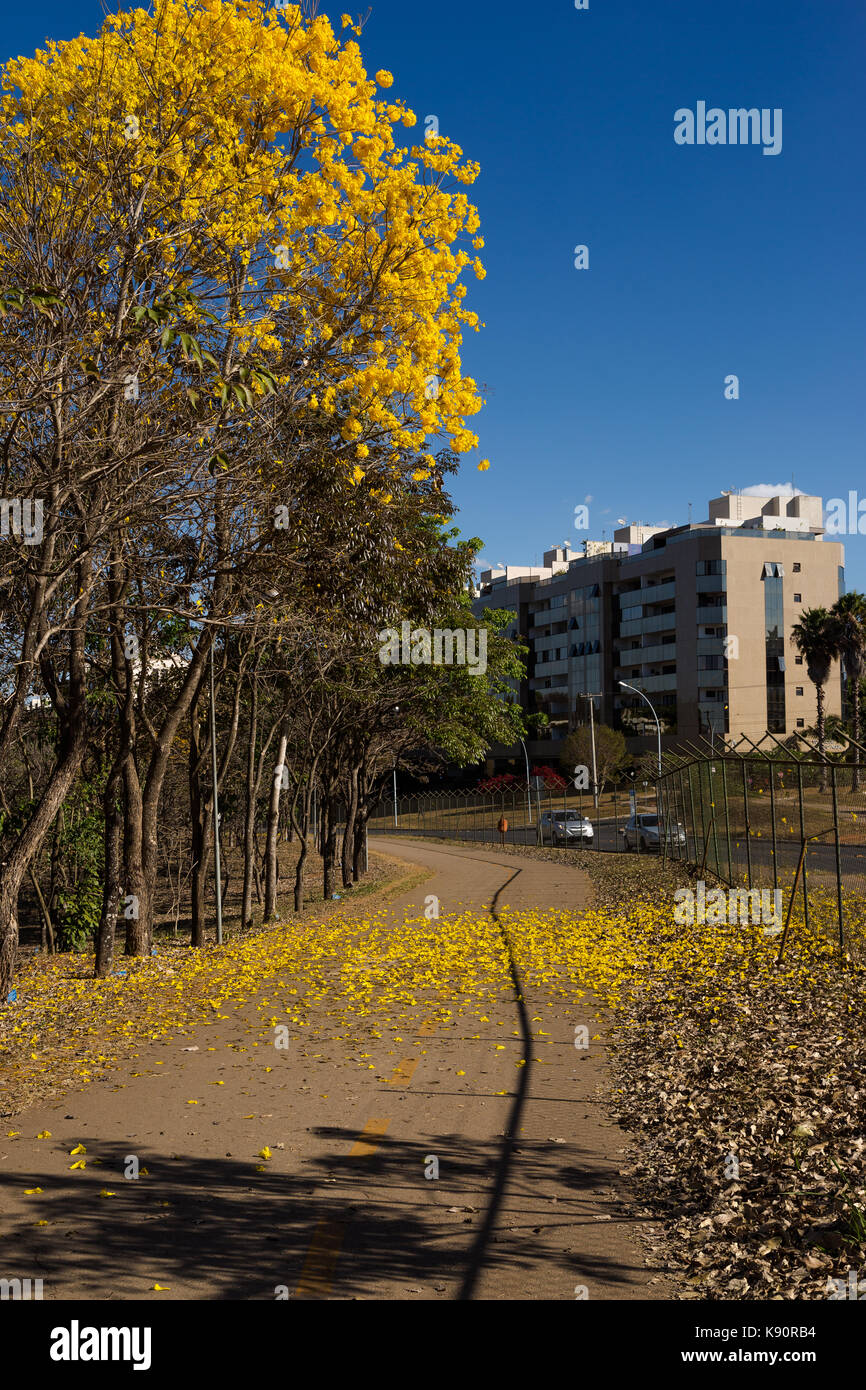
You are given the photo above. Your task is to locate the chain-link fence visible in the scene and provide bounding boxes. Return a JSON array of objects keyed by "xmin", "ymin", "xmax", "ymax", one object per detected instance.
[
  {"xmin": 366, "ymin": 781, "xmax": 659, "ymax": 853},
  {"xmin": 365, "ymin": 735, "xmax": 866, "ymax": 963},
  {"xmin": 657, "ymin": 735, "xmax": 866, "ymax": 963}
]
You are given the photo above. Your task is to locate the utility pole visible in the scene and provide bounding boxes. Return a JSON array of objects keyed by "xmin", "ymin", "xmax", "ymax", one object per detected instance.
[{"xmin": 577, "ymin": 692, "xmax": 603, "ymax": 809}]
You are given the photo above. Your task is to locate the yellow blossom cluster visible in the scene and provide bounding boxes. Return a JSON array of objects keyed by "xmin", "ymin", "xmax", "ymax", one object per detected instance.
[{"xmin": 0, "ymin": 1, "xmax": 488, "ymax": 473}]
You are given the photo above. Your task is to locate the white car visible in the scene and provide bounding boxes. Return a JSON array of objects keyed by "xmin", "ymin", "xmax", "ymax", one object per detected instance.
[
  {"xmin": 540, "ymin": 811, "xmax": 594, "ymax": 846},
  {"xmin": 620, "ymin": 813, "xmax": 686, "ymax": 852}
]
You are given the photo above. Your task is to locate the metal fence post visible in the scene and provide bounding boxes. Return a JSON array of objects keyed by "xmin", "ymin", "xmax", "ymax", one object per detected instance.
[
  {"xmin": 687, "ymin": 765, "xmax": 698, "ymax": 865},
  {"xmin": 769, "ymin": 761, "xmax": 778, "ymax": 893},
  {"xmin": 830, "ymin": 763, "xmax": 845, "ymax": 962},
  {"xmin": 742, "ymin": 759, "xmax": 753, "ymax": 890},
  {"xmin": 797, "ymin": 761, "xmax": 809, "ymax": 933},
  {"xmin": 721, "ymin": 758, "xmax": 732, "ymax": 884}
]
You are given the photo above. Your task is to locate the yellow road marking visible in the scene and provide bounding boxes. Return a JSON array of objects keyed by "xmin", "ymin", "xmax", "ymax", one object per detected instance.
[
  {"xmin": 349, "ymin": 1118, "xmax": 391, "ymax": 1156},
  {"xmin": 387, "ymin": 1057, "xmax": 418, "ymax": 1085},
  {"xmin": 294, "ymin": 1220, "xmax": 344, "ymax": 1299}
]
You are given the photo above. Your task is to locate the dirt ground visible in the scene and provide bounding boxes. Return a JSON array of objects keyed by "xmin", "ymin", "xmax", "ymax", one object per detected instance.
[{"xmin": 0, "ymin": 838, "xmax": 677, "ymax": 1301}]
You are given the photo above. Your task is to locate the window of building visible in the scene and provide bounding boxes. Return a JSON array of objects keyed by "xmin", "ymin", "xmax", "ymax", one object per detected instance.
[
  {"xmin": 794, "ymin": 593, "xmax": 802, "ymax": 603},
  {"xmin": 696, "ymin": 559, "xmax": 726, "ymax": 576},
  {"xmin": 793, "ymin": 562, "xmax": 801, "ymax": 573},
  {"xmin": 795, "ymin": 655, "xmax": 803, "ymax": 665},
  {"xmin": 796, "ymin": 686, "xmax": 804, "ymax": 696},
  {"xmin": 796, "ymin": 718, "xmax": 805, "ymax": 728},
  {"xmin": 764, "ymin": 572, "xmax": 786, "ymax": 733}
]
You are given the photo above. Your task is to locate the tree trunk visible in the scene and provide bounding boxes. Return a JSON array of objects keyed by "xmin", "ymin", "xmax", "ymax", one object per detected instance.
[
  {"xmin": 27, "ymin": 865, "xmax": 55, "ymax": 955},
  {"xmin": 817, "ymin": 682, "xmax": 828, "ymax": 794},
  {"xmin": 95, "ymin": 763, "xmax": 123, "ymax": 977},
  {"xmin": 291, "ymin": 788, "xmax": 311, "ymax": 913},
  {"xmin": 322, "ymin": 801, "xmax": 338, "ymax": 899},
  {"xmin": 0, "ymin": 728, "xmax": 87, "ymax": 996},
  {"xmin": 852, "ymin": 672, "xmax": 861, "ymax": 793},
  {"xmin": 241, "ymin": 677, "xmax": 259, "ymax": 928},
  {"xmin": 353, "ymin": 808, "xmax": 367, "ymax": 882},
  {"xmin": 188, "ymin": 694, "xmax": 213, "ymax": 949},
  {"xmin": 123, "ymin": 761, "xmax": 151, "ymax": 955},
  {"xmin": 341, "ymin": 770, "xmax": 359, "ymax": 889},
  {"xmin": 264, "ymin": 731, "xmax": 289, "ymax": 921}
]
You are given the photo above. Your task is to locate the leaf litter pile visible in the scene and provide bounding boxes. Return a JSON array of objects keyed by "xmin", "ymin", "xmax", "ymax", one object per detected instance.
[{"xmin": 477, "ymin": 840, "xmax": 866, "ymax": 1300}]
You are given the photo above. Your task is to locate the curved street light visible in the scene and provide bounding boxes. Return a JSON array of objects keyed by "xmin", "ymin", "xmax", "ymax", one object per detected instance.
[{"xmin": 618, "ymin": 680, "xmax": 662, "ymax": 775}]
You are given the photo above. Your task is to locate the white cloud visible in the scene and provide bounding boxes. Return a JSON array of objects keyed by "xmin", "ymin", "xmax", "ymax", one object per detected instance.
[{"xmin": 738, "ymin": 482, "xmax": 805, "ymax": 498}]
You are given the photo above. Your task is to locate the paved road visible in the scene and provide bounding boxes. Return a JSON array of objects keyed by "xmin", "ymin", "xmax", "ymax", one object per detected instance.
[
  {"xmin": 0, "ymin": 841, "xmax": 674, "ymax": 1301},
  {"xmin": 378, "ymin": 823, "xmax": 866, "ymax": 886}
]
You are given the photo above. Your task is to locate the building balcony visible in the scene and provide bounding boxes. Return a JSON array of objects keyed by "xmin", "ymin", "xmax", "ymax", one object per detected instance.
[
  {"xmin": 696, "ymin": 605, "xmax": 727, "ymax": 624},
  {"xmin": 638, "ymin": 579, "xmax": 677, "ymax": 605},
  {"xmin": 619, "ymin": 612, "xmax": 677, "ymax": 638},
  {"xmin": 696, "ymin": 636, "xmax": 727, "ymax": 655},
  {"xmin": 622, "ymin": 673, "xmax": 678, "ymax": 695},
  {"xmin": 531, "ymin": 658, "xmax": 568, "ymax": 679},
  {"xmin": 614, "ymin": 641, "xmax": 677, "ymax": 668}
]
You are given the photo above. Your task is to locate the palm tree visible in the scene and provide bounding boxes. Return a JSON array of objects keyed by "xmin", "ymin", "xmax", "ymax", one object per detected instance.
[
  {"xmin": 791, "ymin": 607, "xmax": 839, "ymax": 793},
  {"xmin": 831, "ymin": 592, "xmax": 866, "ymax": 792}
]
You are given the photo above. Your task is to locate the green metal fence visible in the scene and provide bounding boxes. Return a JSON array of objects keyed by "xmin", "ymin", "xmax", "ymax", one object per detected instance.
[
  {"xmin": 367, "ymin": 781, "xmax": 659, "ymax": 853},
  {"xmin": 656, "ymin": 733, "xmax": 866, "ymax": 964}
]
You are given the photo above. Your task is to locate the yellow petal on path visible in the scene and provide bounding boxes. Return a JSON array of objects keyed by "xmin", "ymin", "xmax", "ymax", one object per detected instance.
[{"xmin": 70, "ymin": 1143, "xmax": 86, "ymax": 1155}]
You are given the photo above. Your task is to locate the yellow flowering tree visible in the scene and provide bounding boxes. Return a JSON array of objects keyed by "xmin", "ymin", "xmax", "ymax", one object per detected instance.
[{"xmin": 0, "ymin": 0, "xmax": 488, "ymax": 986}]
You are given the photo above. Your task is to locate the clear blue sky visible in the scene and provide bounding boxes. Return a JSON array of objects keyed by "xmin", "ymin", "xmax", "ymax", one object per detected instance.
[{"xmin": 6, "ymin": 1, "xmax": 865, "ymax": 586}]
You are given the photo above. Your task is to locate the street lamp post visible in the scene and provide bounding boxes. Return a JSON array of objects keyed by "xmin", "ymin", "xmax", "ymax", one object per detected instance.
[
  {"xmin": 519, "ymin": 737, "xmax": 532, "ymax": 825},
  {"xmin": 618, "ymin": 680, "xmax": 662, "ymax": 774}
]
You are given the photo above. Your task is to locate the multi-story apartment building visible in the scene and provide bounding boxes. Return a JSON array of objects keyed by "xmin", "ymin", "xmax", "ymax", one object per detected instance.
[{"xmin": 474, "ymin": 491, "xmax": 844, "ymax": 765}]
